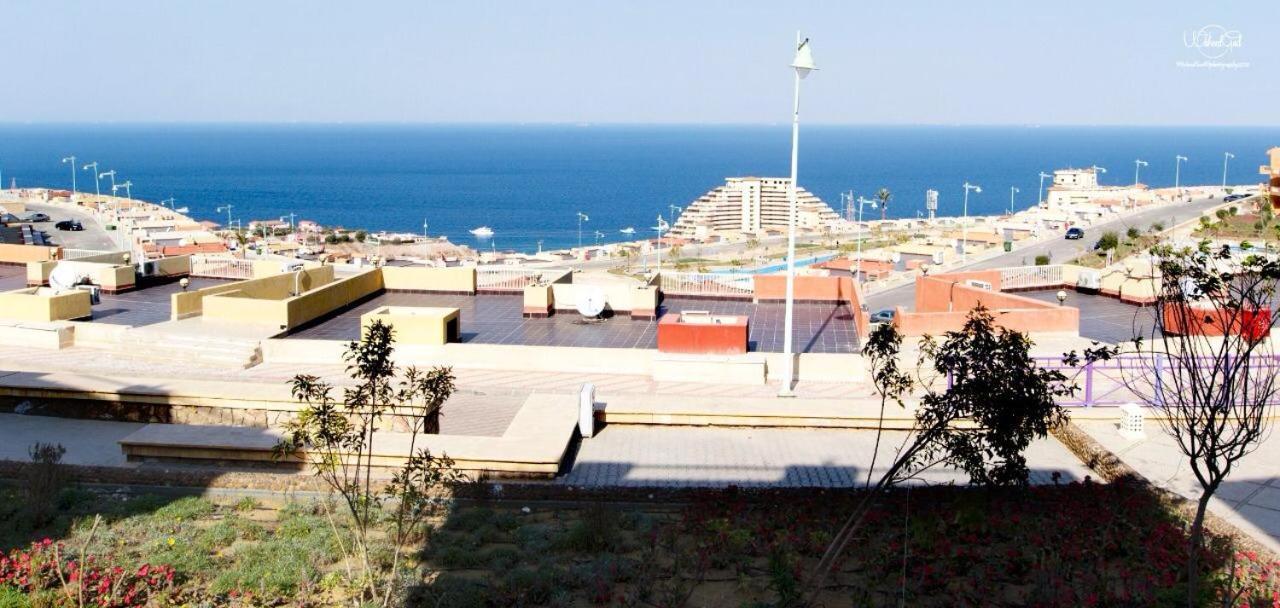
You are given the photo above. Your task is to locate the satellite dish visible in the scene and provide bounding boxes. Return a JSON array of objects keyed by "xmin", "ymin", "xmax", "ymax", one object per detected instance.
[
  {"xmin": 576, "ymin": 287, "xmax": 606, "ymax": 318},
  {"xmin": 48, "ymin": 263, "xmax": 89, "ymax": 293}
]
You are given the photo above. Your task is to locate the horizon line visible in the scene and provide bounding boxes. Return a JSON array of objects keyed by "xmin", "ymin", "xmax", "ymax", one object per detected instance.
[{"xmin": 0, "ymin": 121, "xmax": 1275, "ymax": 129}]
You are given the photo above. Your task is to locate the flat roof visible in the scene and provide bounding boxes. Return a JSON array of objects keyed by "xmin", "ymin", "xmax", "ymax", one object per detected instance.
[
  {"xmin": 287, "ymin": 291, "xmax": 859, "ymax": 354},
  {"xmin": 1019, "ymin": 289, "xmax": 1158, "ymax": 344}
]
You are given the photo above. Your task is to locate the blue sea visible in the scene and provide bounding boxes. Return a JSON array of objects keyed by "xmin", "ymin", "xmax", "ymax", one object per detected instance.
[{"xmin": 1, "ymin": 124, "xmax": 1277, "ymax": 253}]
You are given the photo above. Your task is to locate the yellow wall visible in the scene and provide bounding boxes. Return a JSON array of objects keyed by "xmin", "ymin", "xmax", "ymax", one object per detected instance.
[
  {"xmin": 203, "ymin": 290, "xmax": 290, "ymax": 328},
  {"xmin": 0, "ymin": 288, "xmax": 92, "ymax": 322},
  {"xmin": 172, "ymin": 266, "xmax": 335, "ymax": 321},
  {"xmin": 522, "ymin": 284, "xmax": 553, "ymax": 313},
  {"xmin": 380, "ymin": 266, "xmax": 476, "ymax": 293},
  {"xmin": 551, "ymin": 282, "xmax": 644, "ymax": 313},
  {"xmin": 151, "ymin": 255, "xmax": 192, "ymax": 277},
  {"xmin": 0, "ymin": 244, "xmax": 59, "ymax": 265},
  {"xmin": 285, "ymin": 269, "xmax": 381, "ymax": 328}
]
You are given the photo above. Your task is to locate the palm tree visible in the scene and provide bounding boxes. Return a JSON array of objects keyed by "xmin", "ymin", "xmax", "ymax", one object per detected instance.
[{"xmin": 876, "ymin": 188, "xmax": 892, "ymax": 222}]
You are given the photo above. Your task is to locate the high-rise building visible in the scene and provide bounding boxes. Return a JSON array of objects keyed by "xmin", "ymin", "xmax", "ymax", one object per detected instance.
[
  {"xmin": 668, "ymin": 177, "xmax": 842, "ymax": 240},
  {"xmin": 1261, "ymin": 147, "xmax": 1280, "ymax": 209}
]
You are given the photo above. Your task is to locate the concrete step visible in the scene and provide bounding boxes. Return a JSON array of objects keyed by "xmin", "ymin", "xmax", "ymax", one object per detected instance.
[{"xmin": 95, "ymin": 327, "xmax": 264, "ymax": 369}]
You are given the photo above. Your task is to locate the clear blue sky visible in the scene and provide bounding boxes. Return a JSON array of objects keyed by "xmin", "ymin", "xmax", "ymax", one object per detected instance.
[{"xmin": 2, "ymin": 1, "xmax": 1273, "ymax": 125}]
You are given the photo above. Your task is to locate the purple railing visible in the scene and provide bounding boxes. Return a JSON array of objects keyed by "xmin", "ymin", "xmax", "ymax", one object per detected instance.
[{"xmin": 942, "ymin": 355, "xmax": 1280, "ymax": 407}]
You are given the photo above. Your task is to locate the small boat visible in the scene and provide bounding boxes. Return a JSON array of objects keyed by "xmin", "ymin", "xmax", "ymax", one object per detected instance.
[
  {"xmin": 469, "ymin": 226, "xmax": 494, "ymax": 237},
  {"xmin": 619, "ymin": 227, "xmax": 635, "ymax": 235}
]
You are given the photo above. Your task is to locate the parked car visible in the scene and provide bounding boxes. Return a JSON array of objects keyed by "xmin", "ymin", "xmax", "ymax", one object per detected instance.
[
  {"xmin": 54, "ymin": 220, "xmax": 84, "ymax": 231},
  {"xmin": 0, "ymin": 213, "xmax": 19, "ymax": 224},
  {"xmin": 24, "ymin": 213, "xmax": 51, "ymax": 222},
  {"xmin": 1065, "ymin": 227, "xmax": 1085, "ymax": 240},
  {"xmin": 1223, "ymin": 193, "xmax": 1248, "ymax": 203},
  {"xmin": 870, "ymin": 309, "xmax": 896, "ymax": 324}
]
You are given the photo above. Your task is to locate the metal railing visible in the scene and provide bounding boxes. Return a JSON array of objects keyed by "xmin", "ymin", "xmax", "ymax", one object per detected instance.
[
  {"xmin": 190, "ymin": 255, "xmax": 254, "ymax": 280},
  {"xmin": 659, "ymin": 271, "xmax": 754, "ymax": 298},
  {"xmin": 476, "ymin": 267, "xmax": 543, "ymax": 291},
  {"xmin": 1000, "ymin": 265, "xmax": 1065, "ymax": 291},
  {"xmin": 1028, "ymin": 354, "xmax": 1280, "ymax": 407}
]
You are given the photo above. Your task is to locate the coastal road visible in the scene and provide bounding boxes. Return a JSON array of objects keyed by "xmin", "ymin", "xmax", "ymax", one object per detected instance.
[
  {"xmin": 865, "ymin": 194, "xmax": 1228, "ymax": 313},
  {"xmin": 23, "ymin": 201, "xmax": 120, "ymax": 250}
]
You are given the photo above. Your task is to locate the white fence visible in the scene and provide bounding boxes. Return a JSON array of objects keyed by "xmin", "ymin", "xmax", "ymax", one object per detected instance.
[
  {"xmin": 190, "ymin": 255, "xmax": 254, "ymax": 280},
  {"xmin": 659, "ymin": 272, "xmax": 754, "ymax": 298},
  {"xmin": 61, "ymin": 248, "xmax": 116, "ymax": 261},
  {"xmin": 1000, "ymin": 265, "xmax": 1065, "ymax": 291},
  {"xmin": 476, "ymin": 267, "xmax": 544, "ymax": 291}
]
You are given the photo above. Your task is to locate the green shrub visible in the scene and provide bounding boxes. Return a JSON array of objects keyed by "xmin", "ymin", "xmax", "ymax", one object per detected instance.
[
  {"xmin": 432, "ymin": 545, "xmax": 482, "ymax": 569},
  {"xmin": 1096, "ymin": 231, "xmax": 1119, "ymax": 251},
  {"xmin": 1034, "ymin": 254, "xmax": 1051, "ymax": 266},
  {"xmin": 482, "ymin": 545, "xmax": 523, "ymax": 570},
  {"xmin": 412, "ymin": 575, "xmax": 489, "ymax": 608},
  {"xmin": 1150, "ymin": 221, "xmax": 1165, "ymax": 232},
  {"xmin": 553, "ymin": 507, "xmax": 622, "ymax": 553},
  {"xmin": 233, "ymin": 496, "xmax": 260, "ymax": 512},
  {"xmin": 1126, "ymin": 227, "xmax": 1140, "ymax": 240}
]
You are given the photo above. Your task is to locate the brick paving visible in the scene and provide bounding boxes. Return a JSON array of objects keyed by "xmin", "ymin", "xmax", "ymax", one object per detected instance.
[
  {"xmin": 1079, "ymin": 420, "xmax": 1280, "ymax": 554},
  {"xmin": 559, "ymin": 426, "xmax": 1093, "ymax": 488},
  {"xmin": 287, "ymin": 291, "xmax": 859, "ymax": 354}
]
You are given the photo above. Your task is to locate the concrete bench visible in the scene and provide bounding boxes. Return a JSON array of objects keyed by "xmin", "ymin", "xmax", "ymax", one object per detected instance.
[
  {"xmin": 118, "ymin": 392, "xmax": 578, "ymax": 479},
  {"xmin": 0, "ymin": 319, "xmax": 74, "ymax": 350}
]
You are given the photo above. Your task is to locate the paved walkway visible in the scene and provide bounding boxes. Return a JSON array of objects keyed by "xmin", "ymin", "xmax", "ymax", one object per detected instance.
[
  {"xmin": 1079, "ymin": 420, "xmax": 1280, "ymax": 554},
  {"xmin": 560, "ymin": 425, "xmax": 1092, "ymax": 488}
]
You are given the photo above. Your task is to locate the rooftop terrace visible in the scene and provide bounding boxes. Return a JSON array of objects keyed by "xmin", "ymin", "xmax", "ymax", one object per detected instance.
[
  {"xmin": 288, "ymin": 292, "xmax": 859, "ymax": 354},
  {"xmin": 91, "ymin": 278, "xmax": 234, "ymax": 327}
]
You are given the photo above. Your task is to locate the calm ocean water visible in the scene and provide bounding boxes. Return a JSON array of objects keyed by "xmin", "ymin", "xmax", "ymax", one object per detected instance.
[{"xmin": 1, "ymin": 124, "xmax": 1277, "ymax": 252}]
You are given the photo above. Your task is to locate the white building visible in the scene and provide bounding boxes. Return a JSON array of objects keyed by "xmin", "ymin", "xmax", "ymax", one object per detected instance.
[
  {"xmin": 1045, "ymin": 168, "xmax": 1148, "ymax": 208},
  {"xmin": 668, "ymin": 177, "xmax": 844, "ymax": 240}
]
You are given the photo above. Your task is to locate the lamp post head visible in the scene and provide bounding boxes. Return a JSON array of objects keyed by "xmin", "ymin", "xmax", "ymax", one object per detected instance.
[
  {"xmin": 791, "ymin": 37, "xmax": 817, "ymax": 78},
  {"xmin": 179, "ymin": 277, "xmax": 190, "ymax": 291},
  {"xmin": 1177, "ymin": 155, "xmax": 1188, "ymax": 162},
  {"xmin": 1057, "ymin": 290, "xmax": 1067, "ymax": 305},
  {"xmin": 1226, "ymin": 152, "xmax": 1235, "ymax": 159}
]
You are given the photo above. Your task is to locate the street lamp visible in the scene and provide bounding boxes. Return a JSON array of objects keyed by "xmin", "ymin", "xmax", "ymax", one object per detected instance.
[
  {"xmin": 1056, "ymin": 290, "xmax": 1067, "ymax": 306},
  {"xmin": 1091, "ymin": 165, "xmax": 1107, "ymax": 183},
  {"xmin": 1038, "ymin": 171, "xmax": 1051, "ymax": 207},
  {"xmin": 779, "ymin": 32, "xmax": 817, "ymax": 397},
  {"xmin": 1009, "ymin": 186, "xmax": 1020, "ymax": 214},
  {"xmin": 1133, "ymin": 159, "xmax": 1148, "ymax": 186},
  {"xmin": 60, "ymin": 156, "xmax": 78, "ymax": 195},
  {"xmin": 1175, "ymin": 155, "xmax": 1188, "ymax": 193},
  {"xmin": 98, "ymin": 170, "xmax": 117, "ymax": 196},
  {"xmin": 854, "ymin": 196, "xmax": 877, "ymax": 285},
  {"xmin": 82, "ymin": 162, "xmax": 100, "ymax": 197},
  {"xmin": 1223, "ymin": 152, "xmax": 1235, "ymax": 189},
  {"xmin": 668, "ymin": 204, "xmax": 683, "ymax": 229},
  {"xmin": 161, "ymin": 197, "xmax": 176, "ymax": 209},
  {"xmin": 576, "ymin": 212, "xmax": 589, "ymax": 251},
  {"xmin": 654, "ymin": 215, "xmax": 669, "ymax": 271},
  {"xmin": 216, "ymin": 204, "xmax": 234, "ymax": 230},
  {"xmin": 117, "ymin": 180, "xmax": 132, "ymax": 200},
  {"xmin": 961, "ymin": 182, "xmax": 981, "ymax": 263}
]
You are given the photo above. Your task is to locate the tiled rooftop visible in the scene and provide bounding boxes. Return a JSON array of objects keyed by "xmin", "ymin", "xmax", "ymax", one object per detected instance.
[
  {"xmin": 288, "ymin": 291, "xmax": 859, "ymax": 354},
  {"xmin": 1020, "ymin": 289, "xmax": 1158, "ymax": 344},
  {"xmin": 0, "ymin": 265, "xmax": 26, "ymax": 291},
  {"xmin": 91, "ymin": 278, "xmax": 235, "ymax": 327}
]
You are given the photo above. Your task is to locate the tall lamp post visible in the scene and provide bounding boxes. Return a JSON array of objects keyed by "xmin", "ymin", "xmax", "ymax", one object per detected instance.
[
  {"xmin": 82, "ymin": 162, "xmax": 100, "ymax": 197},
  {"xmin": 961, "ymin": 182, "xmax": 981, "ymax": 263},
  {"xmin": 61, "ymin": 156, "xmax": 77, "ymax": 194},
  {"xmin": 576, "ymin": 212, "xmax": 589, "ymax": 251},
  {"xmin": 1009, "ymin": 186, "xmax": 1019, "ymax": 214},
  {"xmin": 1038, "ymin": 171, "xmax": 1051, "ymax": 207},
  {"xmin": 854, "ymin": 196, "xmax": 877, "ymax": 285},
  {"xmin": 1133, "ymin": 159, "xmax": 1148, "ymax": 186},
  {"xmin": 1090, "ymin": 165, "xmax": 1107, "ymax": 183},
  {"xmin": 654, "ymin": 215, "xmax": 668, "ymax": 271},
  {"xmin": 1223, "ymin": 152, "xmax": 1234, "ymax": 189},
  {"xmin": 99, "ymin": 170, "xmax": 117, "ymax": 196},
  {"xmin": 1175, "ymin": 155, "xmax": 1188, "ymax": 194},
  {"xmin": 779, "ymin": 33, "xmax": 817, "ymax": 397},
  {"xmin": 216, "ymin": 205, "xmax": 234, "ymax": 230}
]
